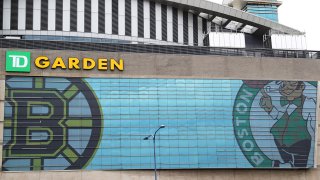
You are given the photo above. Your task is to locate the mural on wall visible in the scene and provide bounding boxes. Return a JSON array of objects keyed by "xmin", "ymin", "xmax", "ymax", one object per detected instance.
[
  {"xmin": 3, "ymin": 77, "xmax": 103, "ymax": 171},
  {"xmin": 2, "ymin": 77, "xmax": 317, "ymax": 171},
  {"xmin": 234, "ymin": 80, "xmax": 317, "ymax": 168}
]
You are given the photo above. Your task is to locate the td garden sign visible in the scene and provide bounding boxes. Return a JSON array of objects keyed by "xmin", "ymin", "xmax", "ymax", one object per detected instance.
[{"xmin": 5, "ymin": 51, "xmax": 124, "ymax": 73}]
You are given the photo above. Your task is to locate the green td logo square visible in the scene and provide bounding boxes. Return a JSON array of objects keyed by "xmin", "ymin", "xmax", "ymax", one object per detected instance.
[{"xmin": 6, "ymin": 51, "xmax": 31, "ymax": 72}]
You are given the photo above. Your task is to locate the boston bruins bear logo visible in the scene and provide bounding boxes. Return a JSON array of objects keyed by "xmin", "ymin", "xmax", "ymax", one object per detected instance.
[{"xmin": 3, "ymin": 77, "xmax": 103, "ymax": 171}]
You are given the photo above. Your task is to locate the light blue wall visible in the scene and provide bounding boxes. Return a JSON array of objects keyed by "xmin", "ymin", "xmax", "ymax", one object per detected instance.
[{"xmin": 2, "ymin": 77, "xmax": 317, "ymax": 170}]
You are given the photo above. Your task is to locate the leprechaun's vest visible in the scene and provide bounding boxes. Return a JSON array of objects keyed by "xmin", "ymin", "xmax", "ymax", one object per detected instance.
[{"xmin": 271, "ymin": 95, "xmax": 311, "ymax": 147}]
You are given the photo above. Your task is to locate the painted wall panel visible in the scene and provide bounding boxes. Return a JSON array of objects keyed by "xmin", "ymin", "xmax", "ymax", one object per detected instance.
[{"xmin": 2, "ymin": 76, "xmax": 317, "ymax": 170}]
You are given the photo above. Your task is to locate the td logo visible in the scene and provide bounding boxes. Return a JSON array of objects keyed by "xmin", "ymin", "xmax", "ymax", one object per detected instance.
[{"xmin": 6, "ymin": 51, "xmax": 31, "ymax": 72}]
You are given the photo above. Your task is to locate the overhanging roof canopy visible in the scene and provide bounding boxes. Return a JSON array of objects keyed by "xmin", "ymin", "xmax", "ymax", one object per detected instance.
[{"xmin": 159, "ymin": 0, "xmax": 303, "ymax": 35}]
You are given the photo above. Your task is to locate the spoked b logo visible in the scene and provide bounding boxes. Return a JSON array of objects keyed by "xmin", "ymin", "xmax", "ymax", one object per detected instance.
[{"xmin": 6, "ymin": 51, "xmax": 31, "ymax": 72}]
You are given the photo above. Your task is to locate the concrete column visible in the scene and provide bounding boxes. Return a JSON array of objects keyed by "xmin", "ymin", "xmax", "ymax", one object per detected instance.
[
  {"xmin": 62, "ymin": 0, "xmax": 71, "ymax": 31},
  {"xmin": 48, "ymin": 0, "xmax": 57, "ymax": 31},
  {"xmin": 316, "ymin": 82, "xmax": 320, "ymax": 167},
  {"xmin": 0, "ymin": 77, "xmax": 5, "ymax": 170},
  {"xmin": 118, "ymin": 0, "xmax": 125, "ymax": 36},
  {"xmin": 91, "ymin": 0, "xmax": 99, "ymax": 33},
  {"xmin": 230, "ymin": 0, "xmax": 246, "ymax": 10},
  {"xmin": 167, "ymin": 5, "xmax": 173, "ymax": 42},
  {"xmin": 188, "ymin": 12, "xmax": 193, "ymax": 46},
  {"xmin": 77, "ymin": 0, "xmax": 85, "ymax": 32},
  {"xmin": 131, "ymin": 0, "xmax": 138, "ymax": 37},
  {"xmin": 155, "ymin": 2, "xmax": 162, "ymax": 40},
  {"xmin": 143, "ymin": 0, "xmax": 150, "ymax": 39},
  {"xmin": 18, "ymin": 0, "xmax": 26, "ymax": 30},
  {"xmin": 105, "ymin": 0, "xmax": 112, "ymax": 34},
  {"xmin": 3, "ymin": 0, "xmax": 11, "ymax": 30}
]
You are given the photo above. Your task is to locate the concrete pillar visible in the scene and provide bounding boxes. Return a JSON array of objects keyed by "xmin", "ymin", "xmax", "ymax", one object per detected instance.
[
  {"xmin": 230, "ymin": 0, "xmax": 246, "ymax": 10},
  {"xmin": 316, "ymin": 82, "xmax": 320, "ymax": 167},
  {"xmin": 0, "ymin": 76, "xmax": 5, "ymax": 170}
]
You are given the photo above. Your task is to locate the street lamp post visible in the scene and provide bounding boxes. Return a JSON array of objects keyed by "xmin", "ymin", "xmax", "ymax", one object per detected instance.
[{"xmin": 143, "ymin": 125, "xmax": 165, "ymax": 180}]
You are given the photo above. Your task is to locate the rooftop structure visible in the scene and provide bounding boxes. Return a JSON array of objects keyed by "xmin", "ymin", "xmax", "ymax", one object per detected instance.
[
  {"xmin": 223, "ymin": 0, "xmax": 282, "ymax": 22},
  {"xmin": 0, "ymin": 0, "xmax": 302, "ymax": 45}
]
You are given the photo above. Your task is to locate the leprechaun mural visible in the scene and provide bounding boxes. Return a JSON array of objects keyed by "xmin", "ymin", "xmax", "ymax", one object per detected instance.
[{"xmin": 259, "ymin": 81, "xmax": 315, "ymax": 167}]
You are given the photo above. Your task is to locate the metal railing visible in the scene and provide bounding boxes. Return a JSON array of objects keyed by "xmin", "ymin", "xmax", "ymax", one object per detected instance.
[{"xmin": 0, "ymin": 39, "xmax": 319, "ymax": 59}]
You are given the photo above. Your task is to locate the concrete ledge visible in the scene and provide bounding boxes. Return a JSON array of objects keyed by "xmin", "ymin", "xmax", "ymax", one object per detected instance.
[
  {"xmin": 0, "ymin": 169, "xmax": 320, "ymax": 180},
  {"xmin": 1, "ymin": 49, "xmax": 320, "ymax": 81}
]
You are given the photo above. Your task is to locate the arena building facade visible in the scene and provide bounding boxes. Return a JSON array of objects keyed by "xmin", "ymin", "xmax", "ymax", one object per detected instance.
[{"xmin": 0, "ymin": 0, "xmax": 320, "ymax": 179}]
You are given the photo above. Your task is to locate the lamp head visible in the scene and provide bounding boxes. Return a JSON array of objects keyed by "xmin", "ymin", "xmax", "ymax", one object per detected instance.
[
  {"xmin": 143, "ymin": 135, "xmax": 152, "ymax": 140},
  {"xmin": 160, "ymin": 125, "xmax": 165, "ymax": 128}
]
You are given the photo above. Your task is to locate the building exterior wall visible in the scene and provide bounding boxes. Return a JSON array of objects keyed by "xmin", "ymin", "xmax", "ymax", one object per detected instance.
[
  {"xmin": 0, "ymin": 48, "xmax": 320, "ymax": 179},
  {"xmin": 226, "ymin": 0, "xmax": 281, "ymax": 22},
  {"xmin": 0, "ymin": 0, "xmax": 206, "ymax": 46}
]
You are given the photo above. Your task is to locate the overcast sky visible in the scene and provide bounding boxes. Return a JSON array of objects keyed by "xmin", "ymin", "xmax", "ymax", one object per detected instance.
[{"xmin": 208, "ymin": 0, "xmax": 320, "ymax": 50}]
